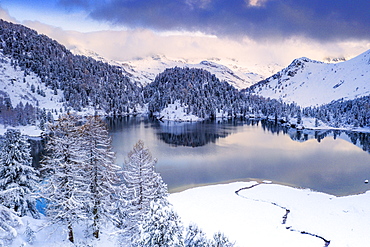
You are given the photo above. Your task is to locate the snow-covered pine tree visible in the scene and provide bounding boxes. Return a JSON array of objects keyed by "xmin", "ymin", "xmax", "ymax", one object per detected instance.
[
  {"xmin": 184, "ymin": 223, "xmax": 211, "ymax": 247},
  {"xmin": 0, "ymin": 129, "xmax": 39, "ymax": 218},
  {"xmin": 211, "ymin": 232, "xmax": 235, "ymax": 247},
  {"xmin": 139, "ymin": 199, "xmax": 184, "ymax": 247},
  {"xmin": 0, "ymin": 204, "xmax": 21, "ymax": 246},
  {"xmin": 297, "ymin": 109, "xmax": 302, "ymax": 125},
  {"xmin": 80, "ymin": 116, "xmax": 122, "ymax": 239},
  {"xmin": 24, "ymin": 221, "xmax": 36, "ymax": 244},
  {"xmin": 122, "ymin": 140, "xmax": 168, "ymax": 244},
  {"xmin": 41, "ymin": 114, "xmax": 90, "ymax": 243}
]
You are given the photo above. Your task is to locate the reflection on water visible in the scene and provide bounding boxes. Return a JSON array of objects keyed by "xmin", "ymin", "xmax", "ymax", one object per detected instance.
[
  {"xmin": 155, "ymin": 119, "xmax": 245, "ymax": 147},
  {"xmin": 346, "ymin": 131, "xmax": 370, "ymax": 153},
  {"xmin": 108, "ymin": 116, "xmax": 370, "ymax": 196},
  {"xmin": 260, "ymin": 119, "xmax": 370, "ymax": 154}
]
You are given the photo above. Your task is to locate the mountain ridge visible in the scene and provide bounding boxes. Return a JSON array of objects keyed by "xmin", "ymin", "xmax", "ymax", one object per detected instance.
[
  {"xmin": 71, "ymin": 47, "xmax": 282, "ymax": 90},
  {"xmin": 248, "ymin": 50, "xmax": 370, "ymax": 107}
]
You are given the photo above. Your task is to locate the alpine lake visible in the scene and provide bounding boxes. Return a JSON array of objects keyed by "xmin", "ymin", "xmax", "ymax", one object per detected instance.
[{"xmin": 108, "ymin": 116, "xmax": 370, "ymax": 196}]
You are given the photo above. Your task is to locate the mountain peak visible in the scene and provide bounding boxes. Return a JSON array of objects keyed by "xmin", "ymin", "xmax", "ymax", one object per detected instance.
[
  {"xmin": 248, "ymin": 50, "xmax": 370, "ymax": 107},
  {"xmin": 290, "ymin": 57, "xmax": 322, "ymax": 67}
]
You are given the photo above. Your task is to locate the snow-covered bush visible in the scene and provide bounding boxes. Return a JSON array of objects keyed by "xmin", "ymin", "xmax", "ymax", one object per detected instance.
[
  {"xmin": 0, "ymin": 205, "xmax": 21, "ymax": 246},
  {"xmin": 184, "ymin": 223, "xmax": 211, "ymax": 247},
  {"xmin": 139, "ymin": 200, "xmax": 184, "ymax": 247}
]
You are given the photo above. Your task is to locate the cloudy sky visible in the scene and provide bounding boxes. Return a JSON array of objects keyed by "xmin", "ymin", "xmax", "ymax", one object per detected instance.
[{"xmin": 1, "ymin": 0, "xmax": 369, "ymax": 67}]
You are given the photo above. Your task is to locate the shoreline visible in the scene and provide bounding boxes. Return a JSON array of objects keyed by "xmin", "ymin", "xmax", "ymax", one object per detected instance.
[
  {"xmin": 169, "ymin": 177, "xmax": 369, "ymax": 197},
  {"xmin": 2, "ymin": 114, "xmax": 370, "ymax": 138}
]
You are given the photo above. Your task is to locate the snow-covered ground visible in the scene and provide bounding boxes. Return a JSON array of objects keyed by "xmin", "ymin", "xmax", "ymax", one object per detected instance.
[
  {"xmin": 291, "ymin": 116, "xmax": 370, "ymax": 133},
  {"xmin": 169, "ymin": 181, "xmax": 370, "ymax": 247},
  {"xmin": 155, "ymin": 101, "xmax": 234, "ymax": 122},
  {"xmin": 8, "ymin": 215, "xmax": 118, "ymax": 247},
  {"xmin": 156, "ymin": 101, "xmax": 203, "ymax": 122},
  {"xmin": 0, "ymin": 124, "xmax": 42, "ymax": 137}
]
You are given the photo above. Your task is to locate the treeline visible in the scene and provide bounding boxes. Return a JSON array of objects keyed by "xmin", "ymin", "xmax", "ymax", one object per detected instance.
[
  {"xmin": 303, "ymin": 95, "xmax": 370, "ymax": 128},
  {"xmin": 0, "ymin": 94, "xmax": 54, "ymax": 129}
]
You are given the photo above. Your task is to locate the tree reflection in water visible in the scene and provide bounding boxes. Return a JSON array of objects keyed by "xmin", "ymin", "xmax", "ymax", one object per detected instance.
[
  {"xmin": 156, "ymin": 118, "xmax": 370, "ymax": 153},
  {"xmin": 156, "ymin": 119, "xmax": 234, "ymax": 147},
  {"xmin": 107, "ymin": 116, "xmax": 370, "ymax": 153}
]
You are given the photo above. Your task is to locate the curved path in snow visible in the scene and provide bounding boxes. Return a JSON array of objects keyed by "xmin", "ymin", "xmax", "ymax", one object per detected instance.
[{"xmin": 235, "ymin": 182, "xmax": 331, "ymax": 247}]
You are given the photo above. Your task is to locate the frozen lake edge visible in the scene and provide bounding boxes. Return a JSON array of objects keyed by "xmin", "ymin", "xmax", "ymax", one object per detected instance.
[{"xmin": 169, "ymin": 181, "xmax": 370, "ymax": 247}]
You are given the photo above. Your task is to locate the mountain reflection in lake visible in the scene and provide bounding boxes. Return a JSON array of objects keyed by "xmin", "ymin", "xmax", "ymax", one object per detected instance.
[
  {"xmin": 156, "ymin": 120, "xmax": 242, "ymax": 147},
  {"xmin": 108, "ymin": 117, "xmax": 370, "ymax": 196}
]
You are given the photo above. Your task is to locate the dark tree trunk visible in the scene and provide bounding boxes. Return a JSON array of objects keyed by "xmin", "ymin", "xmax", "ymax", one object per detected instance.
[
  {"xmin": 68, "ymin": 223, "xmax": 74, "ymax": 243},
  {"xmin": 93, "ymin": 206, "xmax": 99, "ymax": 238}
]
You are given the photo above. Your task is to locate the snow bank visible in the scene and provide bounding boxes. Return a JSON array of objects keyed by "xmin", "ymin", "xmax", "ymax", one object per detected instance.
[
  {"xmin": 169, "ymin": 182, "xmax": 370, "ymax": 247},
  {"xmin": 0, "ymin": 124, "xmax": 42, "ymax": 137},
  {"xmin": 297, "ymin": 116, "xmax": 370, "ymax": 133}
]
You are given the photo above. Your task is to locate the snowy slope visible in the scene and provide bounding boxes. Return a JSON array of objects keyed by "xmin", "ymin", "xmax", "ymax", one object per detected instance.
[
  {"xmin": 0, "ymin": 54, "xmax": 64, "ymax": 111},
  {"xmin": 249, "ymin": 49, "xmax": 370, "ymax": 107},
  {"xmin": 71, "ymin": 48, "xmax": 282, "ymax": 89}
]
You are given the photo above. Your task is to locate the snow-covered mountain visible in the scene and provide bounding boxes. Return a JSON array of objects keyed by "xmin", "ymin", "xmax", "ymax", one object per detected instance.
[
  {"xmin": 71, "ymin": 48, "xmax": 282, "ymax": 89},
  {"xmin": 248, "ymin": 50, "xmax": 370, "ymax": 107},
  {"xmin": 119, "ymin": 55, "xmax": 283, "ymax": 89}
]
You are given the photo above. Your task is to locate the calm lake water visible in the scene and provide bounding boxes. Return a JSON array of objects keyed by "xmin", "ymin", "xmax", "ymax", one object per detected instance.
[{"xmin": 108, "ymin": 116, "xmax": 370, "ymax": 196}]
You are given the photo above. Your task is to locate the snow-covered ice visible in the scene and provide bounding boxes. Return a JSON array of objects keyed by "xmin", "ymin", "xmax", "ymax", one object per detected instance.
[{"xmin": 169, "ymin": 181, "xmax": 370, "ymax": 247}]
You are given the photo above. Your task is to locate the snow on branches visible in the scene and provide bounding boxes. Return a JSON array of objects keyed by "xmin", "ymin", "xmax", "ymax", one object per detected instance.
[{"xmin": 0, "ymin": 129, "xmax": 39, "ymax": 218}]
